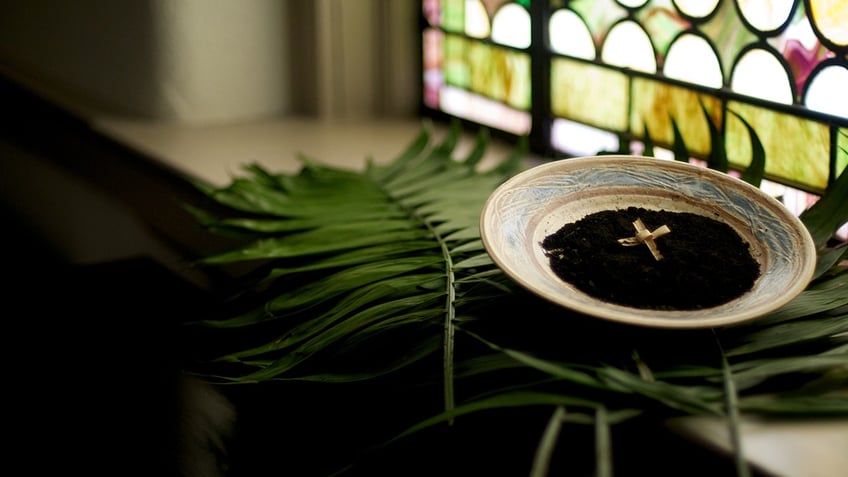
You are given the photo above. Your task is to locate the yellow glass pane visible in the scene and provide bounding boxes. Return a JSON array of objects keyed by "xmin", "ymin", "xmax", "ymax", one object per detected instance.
[
  {"xmin": 468, "ymin": 42, "xmax": 531, "ymax": 110},
  {"xmin": 725, "ymin": 101, "xmax": 830, "ymax": 191},
  {"xmin": 551, "ymin": 58, "xmax": 629, "ymax": 131},
  {"xmin": 810, "ymin": 0, "xmax": 848, "ymax": 47},
  {"xmin": 630, "ymin": 78, "xmax": 722, "ymax": 157},
  {"xmin": 837, "ymin": 128, "xmax": 848, "ymax": 178}
]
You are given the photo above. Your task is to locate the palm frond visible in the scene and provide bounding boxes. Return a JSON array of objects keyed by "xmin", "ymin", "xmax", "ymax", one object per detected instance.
[
  {"xmin": 529, "ymin": 406, "xmax": 568, "ymax": 477},
  {"xmin": 715, "ymin": 332, "xmax": 751, "ymax": 477},
  {"xmin": 801, "ymin": 163, "xmax": 848, "ymax": 249},
  {"xmin": 187, "ymin": 119, "xmax": 848, "ymax": 476}
]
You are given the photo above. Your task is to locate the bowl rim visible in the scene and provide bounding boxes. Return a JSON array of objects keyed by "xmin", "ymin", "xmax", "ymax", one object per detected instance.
[{"xmin": 480, "ymin": 155, "xmax": 818, "ymax": 328}]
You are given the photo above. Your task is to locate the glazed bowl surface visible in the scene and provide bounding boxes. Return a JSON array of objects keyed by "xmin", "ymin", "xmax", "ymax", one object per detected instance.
[{"xmin": 479, "ymin": 156, "xmax": 817, "ymax": 328}]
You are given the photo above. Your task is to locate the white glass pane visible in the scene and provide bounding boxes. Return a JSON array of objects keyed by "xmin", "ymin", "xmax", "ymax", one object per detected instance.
[
  {"xmin": 551, "ymin": 118, "xmax": 620, "ymax": 156},
  {"xmin": 441, "ymin": 85, "xmax": 532, "ymax": 135},
  {"xmin": 491, "ymin": 3, "xmax": 531, "ymax": 49},
  {"xmin": 601, "ymin": 21, "xmax": 657, "ymax": 73},
  {"xmin": 549, "ymin": 9, "xmax": 596, "ymax": 59},
  {"xmin": 760, "ymin": 179, "xmax": 819, "ymax": 217},
  {"xmin": 673, "ymin": 0, "xmax": 720, "ymax": 18},
  {"xmin": 805, "ymin": 64, "xmax": 848, "ymax": 119},
  {"xmin": 737, "ymin": 0, "xmax": 795, "ymax": 32},
  {"xmin": 731, "ymin": 48, "xmax": 793, "ymax": 104},
  {"xmin": 465, "ymin": 0, "xmax": 490, "ymax": 39},
  {"xmin": 664, "ymin": 34, "xmax": 723, "ymax": 88}
]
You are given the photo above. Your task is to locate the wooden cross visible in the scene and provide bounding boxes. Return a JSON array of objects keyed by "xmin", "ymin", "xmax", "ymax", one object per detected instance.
[{"xmin": 617, "ymin": 218, "xmax": 671, "ymax": 261}]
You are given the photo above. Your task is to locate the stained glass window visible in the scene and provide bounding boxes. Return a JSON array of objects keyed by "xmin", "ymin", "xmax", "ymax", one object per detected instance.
[
  {"xmin": 421, "ymin": 0, "xmax": 848, "ymax": 226},
  {"xmin": 422, "ymin": 0, "xmax": 533, "ymax": 135}
]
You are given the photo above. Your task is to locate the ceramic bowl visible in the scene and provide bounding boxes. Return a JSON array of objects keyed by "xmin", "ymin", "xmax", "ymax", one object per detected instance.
[{"xmin": 480, "ymin": 155, "xmax": 817, "ymax": 328}]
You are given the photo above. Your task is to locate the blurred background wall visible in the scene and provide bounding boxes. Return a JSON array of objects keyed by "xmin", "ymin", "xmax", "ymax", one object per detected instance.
[
  {"xmin": 0, "ymin": 0, "xmax": 423, "ymax": 271},
  {"xmin": 0, "ymin": 0, "xmax": 420, "ymax": 122}
]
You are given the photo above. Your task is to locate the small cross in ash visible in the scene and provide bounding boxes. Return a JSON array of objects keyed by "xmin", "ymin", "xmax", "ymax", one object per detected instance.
[{"xmin": 617, "ymin": 218, "xmax": 671, "ymax": 261}]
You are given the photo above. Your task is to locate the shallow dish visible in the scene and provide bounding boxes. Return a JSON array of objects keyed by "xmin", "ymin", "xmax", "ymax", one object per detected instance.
[{"xmin": 479, "ymin": 155, "xmax": 817, "ymax": 328}]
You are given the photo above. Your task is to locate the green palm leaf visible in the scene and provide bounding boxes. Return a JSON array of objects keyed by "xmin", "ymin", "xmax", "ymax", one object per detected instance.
[
  {"xmin": 801, "ymin": 163, "xmax": 848, "ymax": 249},
  {"xmin": 188, "ymin": 120, "xmax": 848, "ymax": 476}
]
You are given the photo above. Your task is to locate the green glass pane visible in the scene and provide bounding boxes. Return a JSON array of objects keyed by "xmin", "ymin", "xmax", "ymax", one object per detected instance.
[
  {"xmin": 566, "ymin": 0, "xmax": 682, "ymax": 56},
  {"xmin": 635, "ymin": 0, "xmax": 684, "ymax": 56},
  {"xmin": 725, "ymin": 102, "xmax": 830, "ymax": 192},
  {"xmin": 631, "ymin": 78, "xmax": 721, "ymax": 156},
  {"xmin": 469, "ymin": 42, "xmax": 531, "ymax": 110},
  {"xmin": 442, "ymin": 0, "xmax": 465, "ymax": 33},
  {"xmin": 699, "ymin": 0, "xmax": 758, "ymax": 76},
  {"xmin": 568, "ymin": 0, "xmax": 625, "ymax": 37},
  {"xmin": 443, "ymin": 34, "xmax": 470, "ymax": 88},
  {"xmin": 551, "ymin": 58, "xmax": 628, "ymax": 131},
  {"xmin": 837, "ymin": 128, "xmax": 848, "ymax": 178}
]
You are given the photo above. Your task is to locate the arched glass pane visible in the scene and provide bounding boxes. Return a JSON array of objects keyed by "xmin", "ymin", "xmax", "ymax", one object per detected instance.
[
  {"xmin": 664, "ymin": 33, "xmax": 724, "ymax": 88},
  {"xmin": 809, "ymin": 0, "xmax": 848, "ymax": 47},
  {"xmin": 804, "ymin": 64, "xmax": 848, "ymax": 118},
  {"xmin": 491, "ymin": 3, "xmax": 531, "ymax": 48},
  {"xmin": 601, "ymin": 21, "xmax": 657, "ymax": 73},
  {"xmin": 731, "ymin": 48, "xmax": 794, "ymax": 104},
  {"xmin": 674, "ymin": 0, "xmax": 720, "ymax": 19},
  {"xmin": 617, "ymin": 0, "xmax": 649, "ymax": 8},
  {"xmin": 737, "ymin": 0, "xmax": 796, "ymax": 33},
  {"xmin": 465, "ymin": 0, "xmax": 490, "ymax": 39},
  {"xmin": 549, "ymin": 9, "xmax": 596, "ymax": 59}
]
